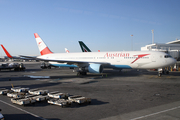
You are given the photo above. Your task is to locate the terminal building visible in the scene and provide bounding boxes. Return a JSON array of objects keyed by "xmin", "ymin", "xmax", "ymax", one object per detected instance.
[{"xmin": 141, "ymin": 39, "xmax": 180, "ymax": 71}]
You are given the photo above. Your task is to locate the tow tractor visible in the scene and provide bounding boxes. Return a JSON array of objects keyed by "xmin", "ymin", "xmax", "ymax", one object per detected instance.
[
  {"xmin": 40, "ymin": 62, "xmax": 51, "ymax": 69},
  {"xmin": 0, "ymin": 63, "xmax": 25, "ymax": 71}
]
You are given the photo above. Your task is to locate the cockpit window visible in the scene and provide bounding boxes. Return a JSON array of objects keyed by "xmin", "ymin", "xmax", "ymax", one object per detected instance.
[{"xmin": 164, "ymin": 55, "xmax": 172, "ymax": 58}]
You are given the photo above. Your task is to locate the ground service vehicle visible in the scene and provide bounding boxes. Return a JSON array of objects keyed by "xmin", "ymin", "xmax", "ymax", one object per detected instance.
[
  {"xmin": 0, "ymin": 63, "xmax": 25, "ymax": 71},
  {"xmin": 28, "ymin": 89, "xmax": 48, "ymax": 95},
  {"xmin": 0, "ymin": 88, "xmax": 10, "ymax": 95},
  {"xmin": 48, "ymin": 91, "xmax": 69, "ymax": 99},
  {"xmin": 0, "ymin": 109, "xmax": 4, "ymax": 120},
  {"xmin": 48, "ymin": 98, "xmax": 72, "ymax": 107}
]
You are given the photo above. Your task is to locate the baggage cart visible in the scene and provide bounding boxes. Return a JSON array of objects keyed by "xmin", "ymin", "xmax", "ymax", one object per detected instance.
[
  {"xmin": 7, "ymin": 92, "xmax": 26, "ymax": 98},
  {"xmin": 0, "ymin": 88, "xmax": 10, "ymax": 95},
  {"xmin": 11, "ymin": 87, "xmax": 29, "ymax": 92},
  {"xmin": 68, "ymin": 95, "xmax": 91, "ymax": 104},
  {"xmin": 48, "ymin": 91, "xmax": 69, "ymax": 99},
  {"xmin": 48, "ymin": 98, "xmax": 72, "ymax": 107},
  {"xmin": 28, "ymin": 89, "xmax": 48, "ymax": 95},
  {"xmin": 11, "ymin": 97, "xmax": 31, "ymax": 105},
  {"xmin": 73, "ymin": 97, "xmax": 91, "ymax": 104}
]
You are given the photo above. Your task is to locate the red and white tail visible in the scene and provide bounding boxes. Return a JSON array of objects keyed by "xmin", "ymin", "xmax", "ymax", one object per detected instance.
[
  {"xmin": 0, "ymin": 44, "xmax": 13, "ymax": 58},
  {"xmin": 65, "ymin": 48, "xmax": 70, "ymax": 53},
  {"xmin": 34, "ymin": 33, "xmax": 53, "ymax": 55}
]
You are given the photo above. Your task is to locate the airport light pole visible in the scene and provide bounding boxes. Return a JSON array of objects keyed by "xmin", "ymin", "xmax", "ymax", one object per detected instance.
[
  {"xmin": 131, "ymin": 34, "xmax": 133, "ymax": 51},
  {"xmin": 152, "ymin": 29, "xmax": 154, "ymax": 44}
]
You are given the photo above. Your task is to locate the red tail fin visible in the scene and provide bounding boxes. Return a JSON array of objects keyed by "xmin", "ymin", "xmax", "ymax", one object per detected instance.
[
  {"xmin": 34, "ymin": 33, "xmax": 53, "ymax": 55},
  {"xmin": 0, "ymin": 44, "xmax": 13, "ymax": 58}
]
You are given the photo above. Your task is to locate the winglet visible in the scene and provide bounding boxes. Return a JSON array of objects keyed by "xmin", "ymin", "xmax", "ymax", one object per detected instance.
[
  {"xmin": 0, "ymin": 44, "xmax": 13, "ymax": 58},
  {"xmin": 34, "ymin": 33, "xmax": 53, "ymax": 55}
]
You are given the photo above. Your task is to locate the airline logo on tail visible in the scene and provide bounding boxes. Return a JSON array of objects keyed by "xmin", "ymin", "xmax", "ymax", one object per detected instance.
[
  {"xmin": 79, "ymin": 41, "xmax": 91, "ymax": 52},
  {"xmin": 34, "ymin": 33, "xmax": 53, "ymax": 55}
]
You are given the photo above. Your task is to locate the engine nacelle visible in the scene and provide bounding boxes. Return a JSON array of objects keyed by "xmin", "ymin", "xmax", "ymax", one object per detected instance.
[{"xmin": 86, "ymin": 64, "xmax": 103, "ymax": 73}]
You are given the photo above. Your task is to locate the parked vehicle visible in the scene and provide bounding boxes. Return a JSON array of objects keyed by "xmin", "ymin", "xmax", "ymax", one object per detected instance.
[
  {"xmin": 0, "ymin": 109, "xmax": 4, "ymax": 120},
  {"xmin": 0, "ymin": 63, "xmax": 25, "ymax": 71}
]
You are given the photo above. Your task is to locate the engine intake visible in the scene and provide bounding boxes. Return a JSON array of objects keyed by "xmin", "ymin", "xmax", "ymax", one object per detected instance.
[{"xmin": 86, "ymin": 64, "xmax": 103, "ymax": 73}]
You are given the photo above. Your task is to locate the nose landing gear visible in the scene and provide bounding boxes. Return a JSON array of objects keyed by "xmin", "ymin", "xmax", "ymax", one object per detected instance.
[{"xmin": 158, "ymin": 68, "xmax": 169, "ymax": 77}]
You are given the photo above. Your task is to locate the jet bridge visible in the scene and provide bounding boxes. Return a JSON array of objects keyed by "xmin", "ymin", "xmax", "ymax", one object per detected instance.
[{"xmin": 141, "ymin": 42, "xmax": 180, "ymax": 71}]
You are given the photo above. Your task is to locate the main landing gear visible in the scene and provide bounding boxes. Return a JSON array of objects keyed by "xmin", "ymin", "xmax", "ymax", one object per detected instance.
[
  {"xmin": 158, "ymin": 68, "xmax": 169, "ymax": 77},
  {"xmin": 77, "ymin": 71, "xmax": 87, "ymax": 76}
]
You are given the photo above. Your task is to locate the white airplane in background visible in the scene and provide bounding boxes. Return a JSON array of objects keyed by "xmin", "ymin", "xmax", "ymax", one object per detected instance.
[
  {"xmin": 32, "ymin": 33, "xmax": 176, "ymax": 76},
  {"xmin": 0, "ymin": 44, "xmax": 14, "ymax": 58},
  {"xmin": 0, "ymin": 44, "xmax": 36, "ymax": 60}
]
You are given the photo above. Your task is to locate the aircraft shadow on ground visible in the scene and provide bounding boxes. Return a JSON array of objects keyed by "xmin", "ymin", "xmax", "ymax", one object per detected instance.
[
  {"xmin": 0, "ymin": 68, "xmax": 42, "ymax": 72},
  {"xmin": 3, "ymin": 113, "xmax": 50, "ymax": 120},
  {"xmin": 49, "ymin": 69, "xmax": 141, "ymax": 79},
  {"xmin": 21, "ymin": 98, "xmax": 108, "ymax": 109},
  {"xmin": 0, "ymin": 76, "xmax": 36, "ymax": 82},
  {"xmin": 140, "ymin": 69, "xmax": 180, "ymax": 76},
  {"xmin": 0, "ymin": 82, "xmax": 61, "ymax": 90},
  {"xmin": 68, "ymin": 99, "xmax": 109, "ymax": 108}
]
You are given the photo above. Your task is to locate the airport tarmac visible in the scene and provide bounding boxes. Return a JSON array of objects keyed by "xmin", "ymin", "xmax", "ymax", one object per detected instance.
[{"xmin": 0, "ymin": 62, "xmax": 180, "ymax": 120}]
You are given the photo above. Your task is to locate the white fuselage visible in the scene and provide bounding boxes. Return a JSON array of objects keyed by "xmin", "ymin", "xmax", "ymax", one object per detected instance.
[{"xmin": 37, "ymin": 51, "xmax": 176, "ymax": 69}]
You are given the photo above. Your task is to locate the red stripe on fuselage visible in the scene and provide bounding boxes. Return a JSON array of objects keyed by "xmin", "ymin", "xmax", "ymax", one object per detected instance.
[
  {"xmin": 40, "ymin": 47, "xmax": 53, "ymax": 55},
  {"xmin": 131, "ymin": 54, "xmax": 150, "ymax": 64}
]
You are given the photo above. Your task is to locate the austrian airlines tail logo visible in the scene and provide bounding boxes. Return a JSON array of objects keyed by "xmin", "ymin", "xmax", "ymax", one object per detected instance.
[{"xmin": 131, "ymin": 54, "xmax": 150, "ymax": 64}]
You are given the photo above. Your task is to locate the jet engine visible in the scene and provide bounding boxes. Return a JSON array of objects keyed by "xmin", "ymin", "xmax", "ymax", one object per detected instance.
[{"xmin": 85, "ymin": 64, "xmax": 103, "ymax": 73}]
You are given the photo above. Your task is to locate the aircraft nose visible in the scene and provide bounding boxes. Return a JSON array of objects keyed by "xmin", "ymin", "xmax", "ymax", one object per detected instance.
[{"xmin": 171, "ymin": 58, "xmax": 177, "ymax": 65}]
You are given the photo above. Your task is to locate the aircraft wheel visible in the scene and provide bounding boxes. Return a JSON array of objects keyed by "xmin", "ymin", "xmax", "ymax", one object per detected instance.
[
  {"xmin": 82, "ymin": 72, "xmax": 87, "ymax": 75},
  {"xmin": 158, "ymin": 73, "xmax": 162, "ymax": 77},
  {"xmin": 77, "ymin": 72, "xmax": 81, "ymax": 76}
]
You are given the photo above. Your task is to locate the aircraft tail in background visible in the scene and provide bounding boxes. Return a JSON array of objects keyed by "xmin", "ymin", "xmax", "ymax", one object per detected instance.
[
  {"xmin": 0, "ymin": 44, "xmax": 13, "ymax": 58},
  {"xmin": 78, "ymin": 41, "xmax": 91, "ymax": 52},
  {"xmin": 65, "ymin": 48, "xmax": 70, "ymax": 53},
  {"xmin": 34, "ymin": 33, "xmax": 53, "ymax": 55}
]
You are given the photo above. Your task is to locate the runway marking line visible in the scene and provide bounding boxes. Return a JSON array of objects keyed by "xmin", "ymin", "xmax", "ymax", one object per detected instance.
[
  {"xmin": 0, "ymin": 100, "xmax": 47, "ymax": 120},
  {"xmin": 130, "ymin": 105, "xmax": 180, "ymax": 120}
]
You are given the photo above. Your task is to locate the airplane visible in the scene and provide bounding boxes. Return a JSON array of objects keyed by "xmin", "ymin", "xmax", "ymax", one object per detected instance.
[
  {"xmin": 1, "ymin": 44, "xmax": 17, "ymax": 59},
  {"xmin": 1, "ymin": 42, "xmax": 86, "ymax": 69},
  {"xmin": 0, "ymin": 44, "xmax": 37, "ymax": 60},
  {"xmin": 33, "ymin": 33, "xmax": 176, "ymax": 76}
]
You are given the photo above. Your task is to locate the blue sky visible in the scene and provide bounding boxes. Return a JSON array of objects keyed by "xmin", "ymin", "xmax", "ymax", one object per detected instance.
[{"xmin": 0, "ymin": 0, "xmax": 180, "ymax": 56}]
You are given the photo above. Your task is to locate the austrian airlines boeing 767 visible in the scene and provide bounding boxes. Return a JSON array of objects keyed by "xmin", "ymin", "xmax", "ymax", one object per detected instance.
[{"xmin": 34, "ymin": 33, "xmax": 176, "ymax": 76}]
